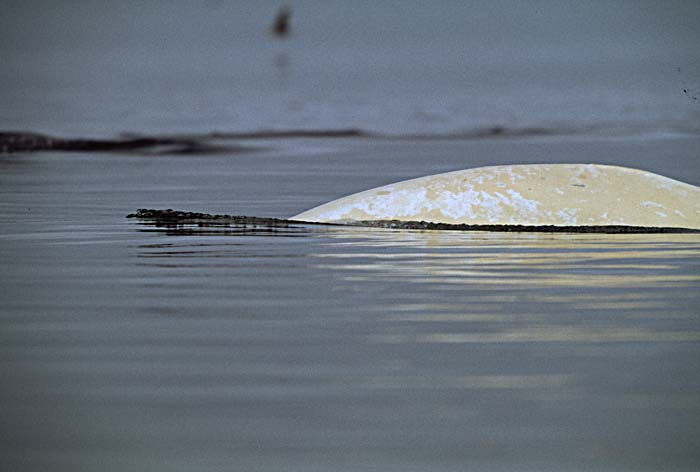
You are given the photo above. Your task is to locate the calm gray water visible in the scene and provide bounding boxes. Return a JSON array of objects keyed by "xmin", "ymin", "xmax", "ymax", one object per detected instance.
[
  {"xmin": 1, "ymin": 136, "xmax": 700, "ymax": 471},
  {"xmin": 2, "ymin": 0, "xmax": 699, "ymax": 137}
]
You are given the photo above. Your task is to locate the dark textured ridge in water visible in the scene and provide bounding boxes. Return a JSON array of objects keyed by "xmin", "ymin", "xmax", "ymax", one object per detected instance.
[
  {"xmin": 354, "ymin": 219, "xmax": 700, "ymax": 233},
  {"xmin": 127, "ymin": 209, "xmax": 700, "ymax": 234},
  {"xmin": 126, "ymin": 208, "xmax": 308, "ymax": 228}
]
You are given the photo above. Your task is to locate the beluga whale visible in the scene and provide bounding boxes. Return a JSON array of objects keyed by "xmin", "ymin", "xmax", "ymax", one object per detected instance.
[{"xmin": 292, "ymin": 164, "xmax": 700, "ymax": 231}]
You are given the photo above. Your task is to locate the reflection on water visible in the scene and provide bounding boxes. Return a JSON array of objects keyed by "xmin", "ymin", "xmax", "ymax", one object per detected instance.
[
  {"xmin": 306, "ymin": 229, "xmax": 700, "ymax": 349},
  {"xmin": 3, "ymin": 218, "xmax": 700, "ymax": 471},
  {"xmin": 135, "ymin": 221, "xmax": 700, "ymax": 346},
  {"xmin": 132, "ymin": 222, "xmax": 700, "ymax": 376}
]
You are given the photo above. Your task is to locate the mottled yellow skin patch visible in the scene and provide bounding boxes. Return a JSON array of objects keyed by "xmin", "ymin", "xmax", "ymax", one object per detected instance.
[{"xmin": 293, "ymin": 164, "xmax": 700, "ymax": 229}]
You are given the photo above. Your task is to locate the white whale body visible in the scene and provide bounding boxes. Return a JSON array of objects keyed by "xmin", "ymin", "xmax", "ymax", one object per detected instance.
[{"xmin": 293, "ymin": 164, "xmax": 700, "ymax": 229}]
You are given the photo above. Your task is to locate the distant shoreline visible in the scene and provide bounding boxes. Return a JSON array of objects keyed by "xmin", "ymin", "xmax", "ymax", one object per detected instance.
[{"xmin": 6, "ymin": 125, "xmax": 695, "ymax": 154}]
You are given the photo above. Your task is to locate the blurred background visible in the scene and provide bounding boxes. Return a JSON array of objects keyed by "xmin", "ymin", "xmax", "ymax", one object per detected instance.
[{"xmin": 1, "ymin": 0, "xmax": 699, "ymax": 138}]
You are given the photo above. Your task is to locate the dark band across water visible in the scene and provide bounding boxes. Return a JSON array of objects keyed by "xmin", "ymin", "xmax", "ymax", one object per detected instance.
[{"xmin": 127, "ymin": 209, "xmax": 700, "ymax": 234}]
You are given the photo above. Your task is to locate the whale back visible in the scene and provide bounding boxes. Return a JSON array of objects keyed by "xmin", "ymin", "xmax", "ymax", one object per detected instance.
[{"xmin": 292, "ymin": 164, "xmax": 700, "ymax": 229}]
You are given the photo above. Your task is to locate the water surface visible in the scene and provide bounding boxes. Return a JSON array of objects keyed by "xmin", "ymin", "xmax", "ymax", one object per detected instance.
[{"xmin": 1, "ymin": 137, "xmax": 699, "ymax": 471}]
